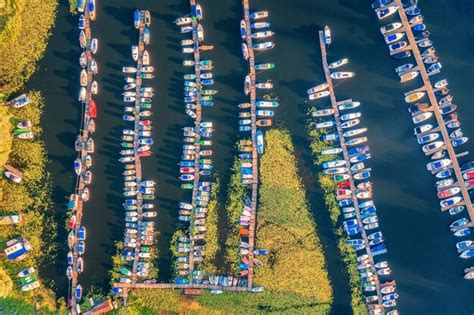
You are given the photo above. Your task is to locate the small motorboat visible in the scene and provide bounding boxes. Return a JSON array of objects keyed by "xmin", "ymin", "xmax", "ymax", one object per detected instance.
[
  {"xmin": 384, "ymin": 32, "xmax": 404, "ymax": 44},
  {"xmin": 452, "ymin": 137, "xmax": 468, "ymax": 147},
  {"xmin": 80, "ymin": 69, "xmax": 87, "ymax": 87},
  {"xmin": 417, "ymin": 132, "xmax": 439, "ymax": 145},
  {"xmin": 241, "ymin": 43, "xmax": 249, "ymax": 60},
  {"xmin": 312, "ymin": 108, "xmax": 335, "ymax": 117},
  {"xmin": 395, "ymin": 63, "xmax": 414, "ymax": 74},
  {"xmin": 454, "ymin": 228, "xmax": 470, "ymax": 237},
  {"xmin": 309, "ymin": 91, "xmax": 330, "ymax": 100},
  {"xmin": 79, "ymin": 30, "xmax": 86, "ymax": 48},
  {"xmin": 434, "ymin": 79, "xmax": 448, "ymax": 89},
  {"xmin": 412, "ymin": 112, "xmax": 432, "ymax": 124},
  {"xmin": 340, "ymin": 112, "xmax": 361, "ymax": 121},
  {"xmin": 405, "ymin": 92, "xmax": 425, "ymax": 103},
  {"xmin": 389, "ymin": 40, "xmax": 407, "ymax": 52},
  {"xmin": 91, "ymin": 38, "xmax": 98, "ymax": 54},
  {"xmin": 330, "ymin": 72, "xmax": 355, "ymax": 80},
  {"xmin": 144, "ymin": 28, "xmax": 150, "ymax": 45},
  {"xmin": 307, "ymin": 83, "xmax": 329, "ymax": 95},
  {"xmin": 324, "ymin": 25, "xmax": 331, "ymax": 45},
  {"xmin": 427, "ymin": 62, "xmax": 442, "ymax": 75},
  {"xmin": 457, "ymin": 240, "xmax": 473, "ymax": 251},
  {"xmin": 392, "ymin": 51, "xmax": 412, "ymax": 59},
  {"xmin": 174, "ymin": 16, "xmax": 192, "ymax": 26},
  {"xmin": 400, "ymin": 71, "xmax": 419, "ymax": 83},
  {"xmin": 380, "ymin": 22, "xmax": 402, "ymax": 34},
  {"xmin": 253, "ymin": 41, "xmax": 275, "ymax": 51},
  {"xmin": 451, "ymin": 218, "xmax": 470, "ymax": 230},
  {"xmin": 441, "ymin": 196, "xmax": 463, "ymax": 208},
  {"xmin": 377, "ymin": 5, "xmax": 398, "ymax": 20},
  {"xmin": 328, "ymin": 58, "xmax": 349, "ymax": 69},
  {"xmin": 427, "ymin": 158, "xmax": 452, "ymax": 172},
  {"xmin": 338, "ymin": 101, "xmax": 361, "ymax": 111}
]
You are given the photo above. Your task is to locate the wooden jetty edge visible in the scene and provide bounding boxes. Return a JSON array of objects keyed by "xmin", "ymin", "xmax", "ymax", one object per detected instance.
[
  {"xmin": 69, "ymin": 3, "xmax": 95, "ymax": 313},
  {"xmin": 318, "ymin": 31, "xmax": 385, "ymax": 312},
  {"xmin": 394, "ymin": 0, "xmax": 474, "ymax": 222},
  {"xmin": 242, "ymin": 0, "xmax": 258, "ymax": 289},
  {"xmin": 131, "ymin": 11, "xmax": 147, "ymax": 285}
]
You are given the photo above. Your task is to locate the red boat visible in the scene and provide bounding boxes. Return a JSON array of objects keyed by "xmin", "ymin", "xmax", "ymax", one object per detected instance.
[
  {"xmin": 138, "ymin": 151, "xmax": 151, "ymax": 157},
  {"xmin": 337, "ymin": 180, "xmax": 350, "ymax": 189},
  {"xmin": 437, "ymin": 187, "xmax": 461, "ymax": 199},
  {"xmin": 240, "ymin": 269, "xmax": 249, "ymax": 276},
  {"xmin": 67, "ymin": 215, "xmax": 76, "ymax": 229},
  {"xmin": 337, "ymin": 189, "xmax": 352, "ymax": 196},
  {"xmin": 465, "ymin": 179, "xmax": 474, "ymax": 189},
  {"xmin": 180, "ymin": 167, "xmax": 194, "ymax": 173},
  {"xmin": 139, "ymin": 120, "xmax": 151, "ymax": 126},
  {"xmin": 89, "ymin": 99, "xmax": 97, "ymax": 118},
  {"xmin": 463, "ymin": 171, "xmax": 474, "ymax": 180}
]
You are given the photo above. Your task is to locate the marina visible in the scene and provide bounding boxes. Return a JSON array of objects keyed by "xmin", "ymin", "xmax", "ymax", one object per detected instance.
[
  {"xmin": 309, "ymin": 27, "xmax": 399, "ymax": 313},
  {"xmin": 67, "ymin": 0, "xmax": 97, "ymax": 313},
  {"xmin": 373, "ymin": 0, "xmax": 474, "ymax": 269}
]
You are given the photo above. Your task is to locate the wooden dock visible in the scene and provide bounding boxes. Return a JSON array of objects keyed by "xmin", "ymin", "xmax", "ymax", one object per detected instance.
[
  {"xmin": 130, "ymin": 11, "xmax": 148, "ymax": 284},
  {"xmin": 69, "ymin": 3, "xmax": 96, "ymax": 314},
  {"xmin": 393, "ymin": 0, "xmax": 474, "ymax": 220},
  {"xmin": 241, "ymin": 0, "xmax": 258, "ymax": 289},
  {"xmin": 318, "ymin": 31, "xmax": 385, "ymax": 312},
  {"xmin": 114, "ymin": 282, "xmax": 253, "ymax": 292}
]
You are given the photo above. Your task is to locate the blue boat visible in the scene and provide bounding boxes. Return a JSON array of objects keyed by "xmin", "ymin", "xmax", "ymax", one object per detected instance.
[
  {"xmin": 435, "ymin": 169, "xmax": 452, "ymax": 179},
  {"xmin": 88, "ymin": 0, "xmax": 95, "ymax": 13},
  {"xmin": 406, "ymin": 7, "xmax": 421, "ymax": 16},
  {"xmin": 175, "ymin": 278, "xmax": 189, "ymax": 284},
  {"xmin": 201, "ymin": 101, "xmax": 214, "ymax": 107},
  {"xmin": 345, "ymin": 226, "xmax": 362, "ymax": 236},
  {"xmin": 461, "ymin": 161, "xmax": 474, "ymax": 172},
  {"xmin": 354, "ymin": 171, "xmax": 371, "ymax": 180},
  {"xmin": 239, "ymin": 126, "xmax": 251, "ymax": 132},
  {"xmin": 241, "ymin": 168, "xmax": 252, "ymax": 175},
  {"xmin": 412, "ymin": 23, "xmax": 426, "ymax": 32},
  {"xmin": 77, "ymin": 226, "xmax": 86, "ymax": 240},
  {"xmin": 368, "ymin": 231, "xmax": 383, "ymax": 240},
  {"xmin": 78, "ymin": 15, "xmax": 85, "ymax": 30},
  {"xmin": 67, "ymin": 251, "xmax": 73, "ymax": 265},
  {"xmin": 254, "ymin": 249, "xmax": 269, "ymax": 255},
  {"xmin": 392, "ymin": 51, "xmax": 412, "ymax": 59},
  {"xmin": 402, "ymin": 0, "xmax": 418, "ymax": 8},
  {"xmin": 454, "ymin": 228, "xmax": 470, "ymax": 237},
  {"xmin": 349, "ymin": 153, "xmax": 371, "ymax": 163},
  {"xmin": 257, "ymin": 129, "xmax": 264, "ymax": 155},
  {"xmin": 77, "ymin": 241, "xmax": 85, "ymax": 255},
  {"xmin": 321, "ymin": 133, "xmax": 339, "ymax": 141},
  {"xmin": 75, "ymin": 285, "xmax": 83, "ymax": 300},
  {"xmin": 348, "ymin": 145, "xmax": 370, "ymax": 155},
  {"xmin": 371, "ymin": 0, "xmax": 392, "ymax": 9},
  {"xmin": 346, "ymin": 239, "xmax": 364, "ymax": 246},
  {"xmin": 343, "ymin": 219, "xmax": 359, "ymax": 227},
  {"xmin": 134, "ymin": 10, "xmax": 141, "ymax": 29},
  {"xmin": 361, "ymin": 205, "xmax": 377, "ymax": 215},
  {"xmin": 144, "ymin": 28, "xmax": 150, "ymax": 45},
  {"xmin": 76, "ymin": 0, "xmax": 85, "ymax": 12},
  {"xmin": 180, "ymin": 161, "xmax": 195, "ymax": 167},
  {"xmin": 371, "ymin": 244, "xmax": 386, "ymax": 253},
  {"xmin": 338, "ymin": 199, "xmax": 353, "ymax": 207},
  {"xmin": 456, "ymin": 240, "xmax": 473, "ymax": 251},
  {"xmin": 239, "ymin": 153, "xmax": 252, "ymax": 159},
  {"xmin": 201, "ymin": 79, "xmax": 214, "ymax": 86}
]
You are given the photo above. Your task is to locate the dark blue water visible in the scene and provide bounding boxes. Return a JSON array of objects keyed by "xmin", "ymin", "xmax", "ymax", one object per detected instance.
[{"xmin": 28, "ymin": 0, "xmax": 474, "ymax": 313}]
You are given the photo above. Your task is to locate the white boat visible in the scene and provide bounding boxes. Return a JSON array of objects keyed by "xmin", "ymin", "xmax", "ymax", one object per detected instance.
[
  {"xmin": 330, "ymin": 72, "xmax": 355, "ymax": 80},
  {"xmin": 400, "ymin": 71, "xmax": 419, "ymax": 83},
  {"xmin": 405, "ymin": 91, "xmax": 425, "ymax": 103},
  {"xmin": 321, "ymin": 148, "xmax": 343, "ymax": 155},
  {"xmin": 328, "ymin": 58, "xmax": 349, "ymax": 69},
  {"xmin": 340, "ymin": 112, "xmax": 361, "ymax": 121},
  {"xmin": 251, "ymin": 31, "xmax": 274, "ymax": 39},
  {"xmin": 253, "ymin": 41, "xmax": 275, "ymax": 51},
  {"xmin": 174, "ymin": 16, "xmax": 192, "ymax": 26},
  {"xmin": 380, "ymin": 22, "xmax": 403, "ymax": 34},
  {"xmin": 434, "ymin": 79, "xmax": 448, "ymax": 89},
  {"xmin": 91, "ymin": 81, "xmax": 98, "ymax": 95},
  {"xmin": 307, "ymin": 83, "xmax": 328, "ymax": 95},
  {"xmin": 315, "ymin": 121, "xmax": 335, "ymax": 129},
  {"xmin": 123, "ymin": 67, "xmax": 137, "ymax": 73},
  {"xmin": 338, "ymin": 101, "xmax": 360, "ymax": 111},
  {"xmin": 412, "ymin": 112, "xmax": 433, "ymax": 124},
  {"xmin": 91, "ymin": 38, "xmax": 98, "ymax": 54},
  {"xmin": 343, "ymin": 127, "xmax": 367, "ymax": 138},
  {"xmin": 324, "ymin": 25, "xmax": 331, "ymax": 45},
  {"xmin": 309, "ymin": 91, "xmax": 330, "ymax": 100},
  {"xmin": 312, "ymin": 108, "xmax": 334, "ymax": 117},
  {"xmin": 427, "ymin": 159, "xmax": 452, "ymax": 172},
  {"xmin": 181, "ymin": 26, "xmax": 193, "ymax": 33},
  {"xmin": 197, "ymin": 24, "xmax": 204, "ymax": 42},
  {"xmin": 384, "ymin": 32, "xmax": 405, "ymax": 44},
  {"xmin": 377, "ymin": 5, "xmax": 398, "ymax": 20}
]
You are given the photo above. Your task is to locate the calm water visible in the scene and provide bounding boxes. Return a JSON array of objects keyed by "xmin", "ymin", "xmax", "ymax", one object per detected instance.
[{"xmin": 27, "ymin": 0, "xmax": 474, "ymax": 313}]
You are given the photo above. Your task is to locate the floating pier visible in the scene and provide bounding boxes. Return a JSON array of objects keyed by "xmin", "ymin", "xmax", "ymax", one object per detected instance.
[
  {"xmin": 69, "ymin": 3, "xmax": 96, "ymax": 313},
  {"xmin": 392, "ymin": 0, "xmax": 474, "ymax": 221},
  {"xmin": 241, "ymin": 0, "xmax": 259, "ymax": 289},
  {"xmin": 318, "ymin": 31, "xmax": 385, "ymax": 312}
]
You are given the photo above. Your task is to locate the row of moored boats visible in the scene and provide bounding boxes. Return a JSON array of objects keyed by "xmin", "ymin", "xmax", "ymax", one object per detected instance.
[{"xmin": 373, "ymin": 0, "xmax": 474, "ymax": 277}]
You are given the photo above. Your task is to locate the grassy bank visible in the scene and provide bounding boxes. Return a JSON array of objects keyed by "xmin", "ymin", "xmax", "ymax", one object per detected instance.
[
  {"xmin": 0, "ymin": 0, "xmax": 57, "ymax": 96},
  {"xmin": 119, "ymin": 128, "xmax": 333, "ymax": 314},
  {"xmin": 0, "ymin": 92, "xmax": 59, "ymax": 312},
  {"xmin": 307, "ymin": 115, "xmax": 367, "ymax": 315}
]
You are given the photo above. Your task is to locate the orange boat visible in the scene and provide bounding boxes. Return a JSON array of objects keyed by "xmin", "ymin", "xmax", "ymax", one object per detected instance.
[
  {"xmin": 256, "ymin": 119, "xmax": 272, "ymax": 127},
  {"xmin": 199, "ymin": 45, "xmax": 214, "ymax": 51},
  {"xmin": 89, "ymin": 99, "xmax": 97, "ymax": 118},
  {"xmin": 239, "ymin": 228, "xmax": 249, "ymax": 236}
]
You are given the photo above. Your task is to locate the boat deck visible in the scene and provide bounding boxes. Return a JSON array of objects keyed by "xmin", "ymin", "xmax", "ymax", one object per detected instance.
[
  {"xmin": 394, "ymin": 0, "xmax": 474, "ymax": 219},
  {"xmin": 242, "ymin": 0, "xmax": 258, "ymax": 289},
  {"xmin": 131, "ymin": 12, "xmax": 147, "ymax": 284},
  {"xmin": 69, "ymin": 4, "xmax": 95, "ymax": 314},
  {"xmin": 318, "ymin": 31, "xmax": 385, "ymax": 311}
]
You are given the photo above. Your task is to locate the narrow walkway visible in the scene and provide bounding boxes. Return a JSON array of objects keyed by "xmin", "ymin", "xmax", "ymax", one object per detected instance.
[{"xmin": 318, "ymin": 31, "xmax": 385, "ymax": 312}]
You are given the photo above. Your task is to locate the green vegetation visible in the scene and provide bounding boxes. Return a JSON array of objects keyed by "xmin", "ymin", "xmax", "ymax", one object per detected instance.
[
  {"xmin": 0, "ymin": 0, "xmax": 57, "ymax": 96},
  {"xmin": 200, "ymin": 178, "xmax": 220, "ymax": 274},
  {"xmin": 0, "ymin": 92, "xmax": 58, "ymax": 312},
  {"xmin": 119, "ymin": 128, "xmax": 333, "ymax": 314},
  {"xmin": 68, "ymin": 0, "xmax": 78, "ymax": 13},
  {"xmin": 307, "ymin": 112, "xmax": 367, "ymax": 315}
]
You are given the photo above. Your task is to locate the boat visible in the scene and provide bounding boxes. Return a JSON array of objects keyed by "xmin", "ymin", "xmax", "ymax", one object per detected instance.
[
  {"xmin": 422, "ymin": 140, "xmax": 443, "ymax": 153},
  {"xmin": 253, "ymin": 41, "xmax": 275, "ymax": 51},
  {"xmin": 340, "ymin": 112, "xmax": 361, "ymax": 121},
  {"xmin": 309, "ymin": 91, "xmax": 330, "ymax": 100},
  {"xmin": 392, "ymin": 50, "xmax": 412, "ymax": 59},
  {"xmin": 427, "ymin": 158, "xmax": 452, "ymax": 172},
  {"xmin": 400, "ymin": 71, "xmax": 419, "ymax": 83},
  {"xmin": 256, "ymin": 119, "xmax": 272, "ymax": 127},
  {"xmin": 440, "ymin": 104, "xmax": 457, "ymax": 115},
  {"xmin": 255, "ymin": 63, "xmax": 275, "ymax": 70},
  {"xmin": 371, "ymin": 0, "xmax": 392, "ymax": 9},
  {"xmin": 416, "ymin": 30, "xmax": 431, "ymax": 41},
  {"xmin": 244, "ymin": 75, "xmax": 251, "ymax": 95},
  {"xmin": 21, "ymin": 281, "xmax": 40, "ymax": 292},
  {"xmin": 312, "ymin": 108, "xmax": 335, "ymax": 117},
  {"xmin": 241, "ymin": 43, "xmax": 249, "ymax": 60},
  {"xmin": 338, "ymin": 101, "xmax": 361, "ymax": 111},
  {"xmin": 377, "ymin": 6, "xmax": 398, "ymax": 20},
  {"xmin": 328, "ymin": 58, "xmax": 349, "ymax": 69},
  {"xmin": 251, "ymin": 30, "xmax": 274, "ymax": 39},
  {"xmin": 414, "ymin": 123, "xmax": 433, "ymax": 135},
  {"xmin": 343, "ymin": 127, "xmax": 367, "ymax": 138},
  {"xmin": 251, "ymin": 22, "xmax": 270, "ymax": 29},
  {"xmin": 76, "ymin": 0, "xmax": 85, "ymax": 12},
  {"xmin": 456, "ymin": 240, "xmax": 473, "ymax": 251},
  {"xmin": 406, "ymin": 6, "xmax": 421, "ymax": 15},
  {"xmin": 322, "ymin": 160, "xmax": 346, "ymax": 169},
  {"xmin": 384, "ymin": 32, "xmax": 404, "ymax": 44},
  {"xmin": 144, "ymin": 28, "xmax": 150, "ymax": 45},
  {"xmin": 412, "ymin": 23, "xmax": 426, "ymax": 32},
  {"xmin": 417, "ymin": 132, "xmax": 439, "ymax": 145},
  {"xmin": 441, "ymin": 196, "xmax": 463, "ymax": 208},
  {"xmin": 307, "ymin": 83, "xmax": 329, "ymax": 94},
  {"xmin": 405, "ymin": 91, "xmax": 425, "ymax": 103},
  {"xmin": 434, "ymin": 79, "xmax": 448, "ymax": 89},
  {"xmin": 315, "ymin": 121, "xmax": 335, "ymax": 129},
  {"xmin": 174, "ymin": 16, "xmax": 192, "ymax": 26},
  {"xmin": 88, "ymin": 0, "xmax": 96, "ymax": 20},
  {"xmin": 412, "ymin": 112, "xmax": 432, "ymax": 124},
  {"xmin": 438, "ymin": 187, "xmax": 461, "ymax": 199},
  {"xmin": 18, "ymin": 267, "xmax": 35, "ymax": 278},
  {"xmin": 354, "ymin": 171, "xmax": 371, "ymax": 180},
  {"xmin": 79, "ymin": 30, "xmax": 86, "ymax": 48},
  {"xmin": 256, "ymin": 101, "xmax": 279, "ymax": 108},
  {"xmin": 341, "ymin": 119, "xmax": 360, "ymax": 129},
  {"xmin": 454, "ymin": 228, "xmax": 470, "ymax": 237},
  {"xmin": 330, "ymin": 72, "xmax": 355, "ymax": 80},
  {"xmin": 323, "ymin": 167, "xmax": 348, "ymax": 175},
  {"xmin": 427, "ymin": 62, "xmax": 442, "ymax": 75},
  {"xmin": 91, "ymin": 81, "xmax": 98, "ymax": 95},
  {"xmin": 451, "ymin": 218, "xmax": 470, "ymax": 230},
  {"xmin": 321, "ymin": 148, "xmax": 343, "ymax": 155},
  {"xmin": 324, "ymin": 25, "xmax": 331, "ymax": 45},
  {"xmin": 257, "ymin": 130, "xmax": 264, "ymax": 155},
  {"xmin": 435, "ymin": 169, "xmax": 452, "ymax": 179},
  {"xmin": 346, "ymin": 137, "xmax": 367, "ymax": 146},
  {"xmin": 452, "ymin": 137, "xmax": 468, "ymax": 147},
  {"xmin": 143, "ymin": 50, "xmax": 150, "ymax": 66},
  {"xmin": 389, "ymin": 41, "xmax": 407, "ymax": 52},
  {"xmin": 395, "ymin": 63, "xmax": 414, "ymax": 74},
  {"xmin": 78, "ymin": 15, "xmax": 85, "ymax": 30},
  {"xmin": 91, "ymin": 38, "xmax": 98, "ymax": 54},
  {"xmin": 464, "ymin": 270, "xmax": 474, "ymax": 280},
  {"xmin": 380, "ymin": 22, "xmax": 403, "ymax": 34}
]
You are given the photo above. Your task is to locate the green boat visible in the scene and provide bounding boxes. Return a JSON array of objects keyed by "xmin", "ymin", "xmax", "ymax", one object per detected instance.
[
  {"xmin": 20, "ymin": 274, "xmax": 37, "ymax": 286},
  {"xmin": 120, "ymin": 268, "xmax": 132, "ymax": 276},
  {"xmin": 142, "ymin": 194, "xmax": 155, "ymax": 200},
  {"xmin": 181, "ymin": 183, "xmax": 193, "ymax": 189},
  {"xmin": 140, "ymin": 103, "xmax": 152, "ymax": 109},
  {"xmin": 199, "ymin": 60, "xmax": 212, "ymax": 66},
  {"xmin": 201, "ymin": 89, "xmax": 218, "ymax": 96},
  {"xmin": 255, "ymin": 63, "xmax": 276, "ymax": 70},
  {"xmin": 141, "ymin": 247, "xmax": 150, "ymax": 253},
  {"xmin": 121, "ymin": 142, "xmax": 133, "ymax": 148},
  {"xmin": 14, "ymin": 128, "xmax": 31, "ymax": 135},
  {"xmin": 201, "ymin": 96, "xmax": 213, "ymax": 101},
  {"xmin": 184, "ymin": 74, "xmax": 196, "ymax": 80}
]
